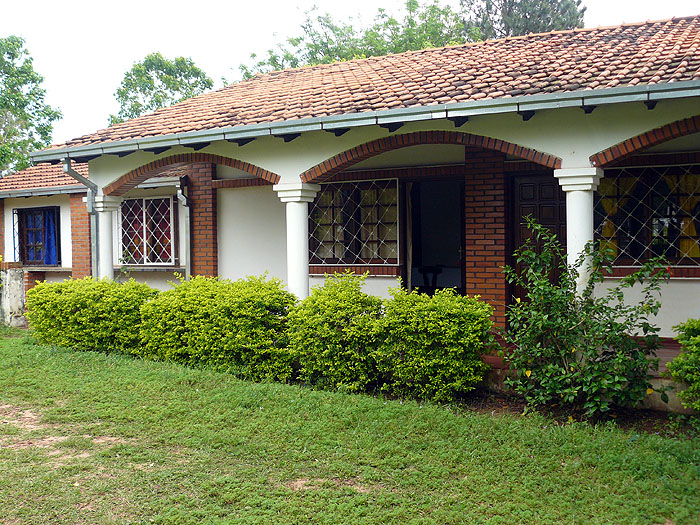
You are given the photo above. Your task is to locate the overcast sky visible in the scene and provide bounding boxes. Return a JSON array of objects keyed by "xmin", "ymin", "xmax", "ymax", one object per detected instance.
[{"xmin": 1, "ymin": 0, "xmax": 698, "ymax": 144}]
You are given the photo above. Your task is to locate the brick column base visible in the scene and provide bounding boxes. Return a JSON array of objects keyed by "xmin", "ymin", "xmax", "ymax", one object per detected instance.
[
  {"xmin": 464, "ymin": 148, "xmax": 508, "ymax": 327},
  {"xmin": 24, "ymin": 271, "xmax": 46, "ymax": 294},
  {"xmin": 70, "ymin": 193, "xmax": 92, "ymax": 278},
  {"xmin": 188, "ymin": 163, "xmax": 218, "ymax": 276}
]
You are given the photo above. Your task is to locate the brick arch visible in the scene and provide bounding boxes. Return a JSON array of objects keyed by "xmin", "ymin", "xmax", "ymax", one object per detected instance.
[
  {"xmin": 300, "ymin": 131, "xmax": 562, "ymax": 183},
  {"xmin": 590, "ymin": 114, "xmax": 700, "ymax": 168},
  {"xmin": 104, "ymin": 153, "xmax": 280, "ymax": 196}
]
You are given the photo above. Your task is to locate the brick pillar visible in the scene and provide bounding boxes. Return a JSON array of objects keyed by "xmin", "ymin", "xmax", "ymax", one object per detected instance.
[
  {"xmin": 24, "ymin": 271, "xmax": 45, "ymax": 294},
  {"xmin": 70, "ymin": 193, "xmax": 92, "ymax": 278},
  {"xmin": 188, "ymin": 163, "xmax": 218, "ymax": 276},
  {"xmin": 464, "ymin": 148, "xmax": 508, "ymax": 327}
]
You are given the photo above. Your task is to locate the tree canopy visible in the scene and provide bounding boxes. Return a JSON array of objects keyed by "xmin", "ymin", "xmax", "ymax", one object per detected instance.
[
  {"xmin": 109, "ymin": 52, "xmax": 213, "ymax": 125},
  {"xmin": 462, "ymin": 0, "xmax": 586, "ymax": 39},
  {"xmin": 239, "ymin": 0, "xmax": 586, "ymax": 79},
  {"xmin": 0, "ymin": 36, "xmax": 61, "ymax": 175},
  {"xmin": 240, "ymin": 0, "xmax": 479, "ymax": 79}
]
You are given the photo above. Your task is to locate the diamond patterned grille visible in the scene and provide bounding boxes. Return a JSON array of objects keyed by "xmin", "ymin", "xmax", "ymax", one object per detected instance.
[
  {"xmin": 309, "ymin": 179, "xmax": 399, "ymax": 265},
  {"xmin": 594, "ymin": 165, "xmax": 700, "ymax": 266},
  {"xmin": 120, "ymin": 197, "xmax": 174, "ymax": 265}
]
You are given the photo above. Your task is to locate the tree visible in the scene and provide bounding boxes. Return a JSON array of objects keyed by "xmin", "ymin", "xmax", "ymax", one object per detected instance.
[
  {"xmin": 239, "ymin": 0, "xmax": 480, "ymax": 79},
  {"xmin": 238, "ymin": 0, "xmax": 586, "ymax": 80},
  {"xmin": 0, "ymin": 36, "xmax": 61, "ymax": 175},
  {"xmin": 461, "ymin": 0, "xmax": 586, "ymax": 39},
  {"xmin": 109, "ymin": 52, "xmax": 213, "ymax": 125}
]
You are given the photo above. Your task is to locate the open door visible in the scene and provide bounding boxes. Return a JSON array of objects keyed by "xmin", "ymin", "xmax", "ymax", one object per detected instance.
[{"xmin": 408, "ymin": 180, "xmax": 465, "ymax": 294}]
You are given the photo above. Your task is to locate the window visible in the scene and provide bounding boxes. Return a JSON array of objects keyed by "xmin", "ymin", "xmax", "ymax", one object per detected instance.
[
  {"xmin": 594, "ymin": 165, "xmax": 700, "ymax": 266},
  {"xmin": 119, "ymin": 197, "xmax": 176, "ymax": 265},
  {"xmin": 309, "ymin": 179, "xmax": 399, "ymax": 265},
  {"xmin": 14, "ymin": 207, "xmax": 61, "ymax": 265}
]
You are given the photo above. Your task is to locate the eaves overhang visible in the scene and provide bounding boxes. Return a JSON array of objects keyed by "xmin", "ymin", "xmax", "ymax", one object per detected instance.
[
  {"xmin": 0, "ymin": 184, "xmax": 86, "ymax": 198},
  {"xmin": 31, "ymin": 80, "xmax": 700, "ymax": 164}
]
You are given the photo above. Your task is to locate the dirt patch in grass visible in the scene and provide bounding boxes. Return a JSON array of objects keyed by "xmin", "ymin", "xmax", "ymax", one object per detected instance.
[
  {"xmin": 0, "ymin": 403, "xmax": 53, "ymax": 431},
  {"xmin": 284, "ymin": 477, "xmax": 372, "ymax": 493},
  {"xmin": 0, "ymin": 403, "xmax": 132, "ymax": 465}
]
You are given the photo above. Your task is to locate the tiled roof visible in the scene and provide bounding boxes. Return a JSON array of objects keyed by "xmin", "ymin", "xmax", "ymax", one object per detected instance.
[
  {"xmin": 0, "ymin": 163, "xmax": 187, "ymax": 194},
  {"xmin": 0, "ymin": 163, "xmax": 88, "ymax": 193},
  {"xmin": 56, "ymin": 16, "xmax": 700, "ymax": 149}
]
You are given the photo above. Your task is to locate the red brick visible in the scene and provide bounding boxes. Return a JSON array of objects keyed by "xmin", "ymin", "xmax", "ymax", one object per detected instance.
[{"xmin": 70, "ymin": 193, "xmax": 92, "ymax": 278}]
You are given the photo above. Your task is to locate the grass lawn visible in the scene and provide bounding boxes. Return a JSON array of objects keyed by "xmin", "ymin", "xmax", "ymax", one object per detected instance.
[{"xmin": 0, "ymin": 331, "xmax": 699, "ymax": 524}]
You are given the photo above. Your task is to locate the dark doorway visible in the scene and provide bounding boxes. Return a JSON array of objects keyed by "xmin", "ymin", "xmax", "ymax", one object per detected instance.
[
  {"xmin": 511, "ymin": 174, "xmax": 567, "ymax": 301},
  {"xmin": 409, "ymin": 180, "xmax": 464, "ymax": 294}
]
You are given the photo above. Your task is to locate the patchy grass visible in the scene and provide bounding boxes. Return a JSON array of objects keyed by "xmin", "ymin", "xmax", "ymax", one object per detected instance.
[{"xmin": 0, "ymin": 333, "xmax": 699, "ymax": 524}]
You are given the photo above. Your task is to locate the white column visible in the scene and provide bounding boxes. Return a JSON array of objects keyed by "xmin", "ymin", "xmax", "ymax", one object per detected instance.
[
  {"xmin": 93, "ymin": 195, "xmax": 121, "ymax": 280},
  {"xmin": 273, "ymin": 182, "xmax": 321, "ymax": 299},
  {"xmin": 554, "ymin": 167, "xmax": 603, "ymax": 291}
]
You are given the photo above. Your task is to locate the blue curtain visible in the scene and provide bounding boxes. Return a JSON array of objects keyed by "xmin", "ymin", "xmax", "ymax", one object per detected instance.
[{"xmin": 43, "ymin": 210, "xmax": 58, "ymax": 265}]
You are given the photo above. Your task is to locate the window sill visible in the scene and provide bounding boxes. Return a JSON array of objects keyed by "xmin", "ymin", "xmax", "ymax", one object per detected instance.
[
  {"xmin": 21, "ymin": 266, "xmax": 71, "ymax": 272},
  {"xmin": 114, "ymin": 266, "xmax": 185, "ymax": 273},
  {"xmin": 604, "ymin": 267, "xmax": 700, "ymax": 278},
  {"xmin": 309, "ymin": 265, "xmax": 401, "ymax": 276}
]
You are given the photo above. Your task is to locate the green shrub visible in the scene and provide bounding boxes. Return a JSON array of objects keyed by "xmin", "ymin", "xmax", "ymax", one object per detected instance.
[
  {"xmin": 377, "ymin": 287, "xmax": 493, "ymax": 402},
  {"xmin": 138, "ymin": 275, "xmax": 296, "ymax": 381},
  {"xmin": 288, "ymin": 273, "xmax": 383, "ymax": 393},
  {"xmin": 668, "ymin": 319, "xmax": 700, "ymax": 412},
  {"xmin": 26, "ymin": 277, "xmax": 157, "ymax": 353},
  {"xmin": 502, "ymin": 217, "xmax": 669, "ymax": 418}
]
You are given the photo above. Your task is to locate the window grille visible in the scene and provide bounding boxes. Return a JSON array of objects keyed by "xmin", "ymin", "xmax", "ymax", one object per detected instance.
[
  {"xmin": 594, "ymin": 165, "xmax": 700, "ymax": 266},
  {"xmin": 13, "ymin": 207, "xmax": 61, "ymax": 265},
  {"xmin": 309, "ymin": 179, "xmax": 399, "ymax": 265},
  {"xmin": 119, "ymin": 197, "xmax": 175, "ymax": 265}
]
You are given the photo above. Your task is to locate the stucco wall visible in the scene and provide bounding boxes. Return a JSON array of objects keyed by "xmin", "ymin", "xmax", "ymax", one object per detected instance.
[
  {"xmin": 116, "ymin": 270, "xmax": 181, "ymax": 291},
  {"xmin": 217, "ymin": 185, "xmax": 287, "ymax": 282},
  {"xmin": 596, "ymin": 278, "xmax": 700, "ymax": 338},
  {"xmin": 3, "ymin": 195, "xmax": 73, "ymax": 268},
  {"xmin": 309, "ymin": 275, "xmax": 400, "ymax": 298}
]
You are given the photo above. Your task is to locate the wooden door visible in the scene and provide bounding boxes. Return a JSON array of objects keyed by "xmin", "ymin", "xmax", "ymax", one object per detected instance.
[{"xmin": 511, "ymin": 175, "xmax": 567, "ymax": 301}]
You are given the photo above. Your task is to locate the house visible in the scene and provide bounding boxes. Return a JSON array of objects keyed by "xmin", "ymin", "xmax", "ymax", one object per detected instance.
[{"xmin": 3, "ymin": 16, "xmax": 700, "ymax": 367}]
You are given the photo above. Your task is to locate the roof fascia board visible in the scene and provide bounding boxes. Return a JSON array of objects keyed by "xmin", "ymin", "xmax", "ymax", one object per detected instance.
[
  {"xmin": 31, "ymin": 80, "xmax": 700, "ymax": 163},
  {"xmin": 321, "ymin": 112, "xmax": 378, "ymax": 129},
  {"xmin": 582, "ymin": 92, "xmax": 649, "ymax": 106},
  {"xmin": 376, "ymin": 105, "xmax": 448, "ymax": 123},
  {"xmin": 650, "ymin": 86, "xmax": 700, "ymax": 101},
  {"xmin": 271, "ymin": 121, "xmax": 323, "ymax": 135},
  {"xmin": 0, "ymin": 185, "xmax": 86, "ymax": 198}
]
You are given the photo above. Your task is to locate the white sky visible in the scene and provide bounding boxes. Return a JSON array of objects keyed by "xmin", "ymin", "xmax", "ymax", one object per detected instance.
[{"xmin": 1, "ymin": 0, "xmax": 698, "ymax": 144}]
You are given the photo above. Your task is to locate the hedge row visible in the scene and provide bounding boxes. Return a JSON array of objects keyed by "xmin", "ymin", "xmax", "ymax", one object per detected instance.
[
  {"xmin": 668, "ymin": 319, "xmax": 700, "ymax": 413},
  {"xmin": 26, "ymin": 278, "xmax": 157, "ymax": 354},
  {"xmin": 25, "ymin": 273, "xmax": 495, "ymax": 402}
]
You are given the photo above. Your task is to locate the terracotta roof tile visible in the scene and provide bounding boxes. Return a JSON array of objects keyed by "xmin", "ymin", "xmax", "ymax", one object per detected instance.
[
  {"xmin": 0, "ymin": 162, "xmax": 189, "ymax": 194},
  {"xmin": 50, "ymin": 16, "xmax": 700, "ymax": 150},
  {"xmin": 0, "ymin": 163, "xmax": 88, "ymax": 193}
]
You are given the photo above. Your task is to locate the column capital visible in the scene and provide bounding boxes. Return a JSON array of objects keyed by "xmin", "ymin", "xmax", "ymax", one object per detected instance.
[
  {"xmin": 554, "ymin": 167, "xmax": 603, "ymax": 192},
  {"xmin": 273, "ymin": 182, "xmax": 321, "ymax": 203},
  {"xmin": 93, "ymin": 195, "xmax": 121, "ymax": 212}
]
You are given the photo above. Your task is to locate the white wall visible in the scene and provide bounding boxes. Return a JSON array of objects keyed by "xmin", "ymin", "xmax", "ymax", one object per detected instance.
[
  {"xmin": 595, "ymin": 278, "xmax": 700, "ymax": 338},
  {"xmin": 44, "ymin": 271, "xmax": 72, "ymax": 283},
  {"xmin": 217, "ymin": 185, "xmax": 287, "ymax": 282},
  {"xmin": 309, "ymin": 275, "xmax": 401, "ymax": 298},
  {"xmin": 116, "ymin": 270, "xmax": 181, "ymax": 291},
  {"xmin": 3, "ymin": 195, "xmax": 72, "ymax": 268}
]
